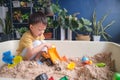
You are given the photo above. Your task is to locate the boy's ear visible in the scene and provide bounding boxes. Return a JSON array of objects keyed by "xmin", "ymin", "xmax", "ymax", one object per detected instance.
[{"xmin": 29, "ymin": 24, "xmax": 33, "ymax": 30}]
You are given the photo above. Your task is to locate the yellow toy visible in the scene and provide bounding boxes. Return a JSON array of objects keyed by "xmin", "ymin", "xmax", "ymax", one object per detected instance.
[
  {"xmin": 8, "ymin": 56, "xmax": 22, "ymax": 68},
  {"xmin": 41, "ymin": 45, "xmax": 61, "ymax": 64},
  {"xmin": 67, "ymin": 62, "xmax": 75, "ymax": 70},
  {"xmin": 48, "ymin": 45, "xmax": 61, "ymax": 64}
]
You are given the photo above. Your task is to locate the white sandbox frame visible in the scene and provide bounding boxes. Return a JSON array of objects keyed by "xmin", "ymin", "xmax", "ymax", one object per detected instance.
[{"xmin": 0, "ymin": 40, "xmax": 120, "ymax": 80}]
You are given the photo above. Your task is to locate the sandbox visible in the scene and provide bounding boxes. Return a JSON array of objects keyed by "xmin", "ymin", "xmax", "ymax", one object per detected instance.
[{"xmin": 0, "ymin": 40, "xmax": 120, "ymax": 80}]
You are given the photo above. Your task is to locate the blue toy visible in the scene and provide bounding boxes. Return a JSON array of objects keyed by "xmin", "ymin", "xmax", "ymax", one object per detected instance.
[
  {"xmin": 81, "ymin": 56, "xmax": 92, "ymax": 64},
  {"xmin": 2, "ymin": 50, "xmax": 22, "ymax": 68},
  {"xmin": 81, "ymin": 56, "xmax": 89, "ymax": 62},
  {"xmin": 2, "ymin": 50, "xmax": 15, "ymax": 64}
]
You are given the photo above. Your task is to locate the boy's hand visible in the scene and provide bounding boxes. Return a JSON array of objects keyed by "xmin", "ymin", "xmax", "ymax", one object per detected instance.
[{"xmin": 44, "ymin": 43, "xmax": 52, "ymax": 49}]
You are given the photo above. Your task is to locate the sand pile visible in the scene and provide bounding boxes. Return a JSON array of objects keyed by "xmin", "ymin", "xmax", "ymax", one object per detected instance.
[{"xmin": 0, "ymin": 52, "xmax": 115, "ymax": 80}]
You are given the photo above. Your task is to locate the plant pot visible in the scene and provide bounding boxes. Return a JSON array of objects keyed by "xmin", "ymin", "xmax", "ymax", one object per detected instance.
[
  {"xmin": 67, "ymin": 28, "xmax": 72, "ymax": 40},
  {"xmin": 76, "ymin": 34, "xmax": 91, "ymax": 41},
  {"xmin": 45, "ymin": 6, "xmax": 54, "ymax": 16},
  {"xmin": 1, "ymin": 33, "xmax": 14, "ymax": 41},
  {"xmin": 12, "ymin": 1, "xmax": 20, "ymax": 7},
  {"xmin": 20, "ymin": 1, "xmax": 27, "ymax": 7},
  {"xmin": 60, "ymin": 27, "xmax": 66, "ymax": 40},
  {"xmin": 0, "ymin": 6, "xmax": 7, "ymax": 19},
  {"xmin": 93, "ymin": 35, "xmax": 101, "ymax": 41},
  {"xmin": 27, "ymin": 2, "xmax": 33, "ymax": 7},
  {"xmin": 44, "ymin": 32, "xmax": 52, "ymax": 39}
]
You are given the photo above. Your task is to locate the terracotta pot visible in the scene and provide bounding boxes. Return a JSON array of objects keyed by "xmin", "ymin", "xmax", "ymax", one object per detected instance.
[
  {"xmin": 44, "ymin": 32, "xmax": 52, "ymax": 39},
  {"xmin": 76, "ymin": 34, "xmax": 91, "ymax": 41}
]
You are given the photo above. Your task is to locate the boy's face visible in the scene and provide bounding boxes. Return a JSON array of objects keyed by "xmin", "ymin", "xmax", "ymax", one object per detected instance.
[{"xmin": 30, "ymin": 23, "xmax": 46, "ymax": 37}]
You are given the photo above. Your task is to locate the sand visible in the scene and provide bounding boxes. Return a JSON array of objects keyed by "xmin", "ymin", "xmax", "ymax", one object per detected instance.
[{"xmin": 0, "ymin": 52, "xmax": 115, "ymax": 80}]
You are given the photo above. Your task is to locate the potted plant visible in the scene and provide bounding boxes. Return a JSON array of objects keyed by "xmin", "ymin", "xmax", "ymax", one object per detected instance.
[
  {"xmin": 21, "ymin": 13, "xmax": 29, "ymax": 23},
  {"xmin": 62, "ymin": 13, "xmax": 79, "ymax": 40},
  {"xmin": 2, "ymin": 14, "xmax": 12, "ymax": 35},
  {"xmin": 43, "ymin": 17, "xmax": 52, "ymax": 39},
  {"xmin": 0, "ymin": 18, "xmax": 3, "ymax": 27},
  {"xmin": 34, "ymin": 0, "xmax": 54, "ymax": 16},
  {"xmin": 56, "ymin": 8, "xmax": 69, "ymax": 40},
  {"xmin": 44, "ymin": 28, "xmax": 53, "ymax": 39},
  {"xmin": 17, "ymin": 27, "xmax": 28, "ymax": 36},
  {"xmin": 1, "ymin": 12, "xmax": 14, "ymax": 41},
  {"xmin": 92, "ymin": 10, "xmax": 115, "ymax": 41},
  {"xmin": 45, "ymin": 15, "xmax": 60, "ymax": 39},
  {"xmin": 20, "ymin": 1, "xmax": 27, "ymax": 7},
  {"xmin": 0, "ymin": 0, "xmax": 5, "ymax": 6},
  {"xmin": 0, "ymin": 0, "xmax": 7, "ymax": 19},
  {"xmin": 72, "ymin": 17, "xmax": 92, "ymax": 41},
  {"xmin": 63, "ymin": 11, "xmax": 92, "ymax": 41},
  {"xmin": 12, "ymin": 0, "xmax": 20, "ymax": 7},
  {"xmin": 13, "ymin": 10, "xmax": 22, "ymax": 23},
  {"xmin": 0, "ymin": 18, "xmax": 3, "ymax": 40},
  {"xmin": 51, "ymin": 0, "xmax": 60, "ymax": 14}
]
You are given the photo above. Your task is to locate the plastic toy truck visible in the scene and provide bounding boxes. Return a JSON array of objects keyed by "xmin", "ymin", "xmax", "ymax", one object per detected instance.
[{"xmin": 40, "ymin": 45, "xmax": 61, "ymax": 66}]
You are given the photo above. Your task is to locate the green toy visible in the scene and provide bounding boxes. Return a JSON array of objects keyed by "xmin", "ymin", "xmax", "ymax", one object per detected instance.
[
  {"xmin": 96, "ymin": 62, "xmax": 106, "ymax": 67},
  {"xmin": 60, "ymin": 76, "xmax": 68, "ymax": 80},
  {"xmin": 113, "ymin": 72, "xmax": 120, "ymax": 80}
]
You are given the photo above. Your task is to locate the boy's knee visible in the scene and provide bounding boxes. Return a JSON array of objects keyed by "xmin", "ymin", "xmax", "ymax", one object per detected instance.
[
  {"xmin": 33, "ymin": 40, "xmax": 47, "ymax": 52},
  {"xmin": 21, "ymin": 48, "xmax": 27, "ymax": 57},
  {"xmin": 33, "ymin": 40, "xmax": 42, "ymax": 47}
]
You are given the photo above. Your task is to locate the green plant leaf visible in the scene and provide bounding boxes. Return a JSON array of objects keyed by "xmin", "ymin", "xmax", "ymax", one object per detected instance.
[
  {"xmin": 93, "ymin": 10, "xmax": 97, "ymax": 35},
  {"xmin": 103, "ymin": 20, "xmax": 115, "ymax": 31},
  {"xmin": 92, "ymin": 10, "xmax": 115, "ymax": 41},
  {"xmin": 17, "ymin": 27, "xmax": 28, "ymax": 36},
  {"xmin": 0, "ymin": 18, "xmax": 4, "ymax": 27},
  {"xmin": 2, "ymin": 12, "xmax": 13, "ymax": 34}
]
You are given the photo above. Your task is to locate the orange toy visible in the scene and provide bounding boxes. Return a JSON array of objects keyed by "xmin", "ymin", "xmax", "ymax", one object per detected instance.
[
  {"xmin": 42, "ymin": 45, "xmax": 61, "ymax": 64},
  {"xmin": 61, "ymin": 56, "xmax": 68, "ymax": 62}
]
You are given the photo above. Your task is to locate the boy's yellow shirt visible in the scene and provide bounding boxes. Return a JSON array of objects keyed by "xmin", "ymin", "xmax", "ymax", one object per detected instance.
[{"xmin": 16, "ymin": 30, "xmax": 45, "ymax": 55}]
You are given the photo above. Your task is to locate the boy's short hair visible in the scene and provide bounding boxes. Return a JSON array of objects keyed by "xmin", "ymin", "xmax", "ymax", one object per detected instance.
[{"xmin": 29, "ymin": 12, "xmax": 47, "ymax": 26}]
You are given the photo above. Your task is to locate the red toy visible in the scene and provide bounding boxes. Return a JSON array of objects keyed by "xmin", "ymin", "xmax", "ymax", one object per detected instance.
[{"xmin": 49, "ymin": 76, "xmax": 54, "ymax": 80}]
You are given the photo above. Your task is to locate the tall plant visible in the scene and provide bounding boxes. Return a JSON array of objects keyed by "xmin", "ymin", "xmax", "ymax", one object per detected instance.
[
  {"xmin": 65, "ymin": 15, "xmax": 92, "ymax": 35},
  {"xmin": 0, "ymin": 18, "xmax": 4, "ymax": 27},
  {"xmin": 92, "ymin": 10, "xmax": 115, "ymax": 41},
  {"xmin": 78, "ymin": 17, "xmax": 92, "ymax": 34},
  {"xmin": 51, "ymin": 0, "xmax": 60, "ymax": 14},
  {"xmin": 65, "ymin": 13, "xmax": 80, "ymax": 31},
  {"xmin": 57, "ymin": 8, "xmax": 68, "ymax": 29},
  {"xmin": 2, "ymin": 12, "xmax": 12, "ymax": 34},
  {"xmin": 0, "ymin": 0, "xmax": 4, "ymax": 6}
]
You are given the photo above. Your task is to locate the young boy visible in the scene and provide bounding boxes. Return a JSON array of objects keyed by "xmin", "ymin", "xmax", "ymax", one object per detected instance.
[{"xmin": 16, "ymin": 12, "xmax": 52, "ymax": 60}]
